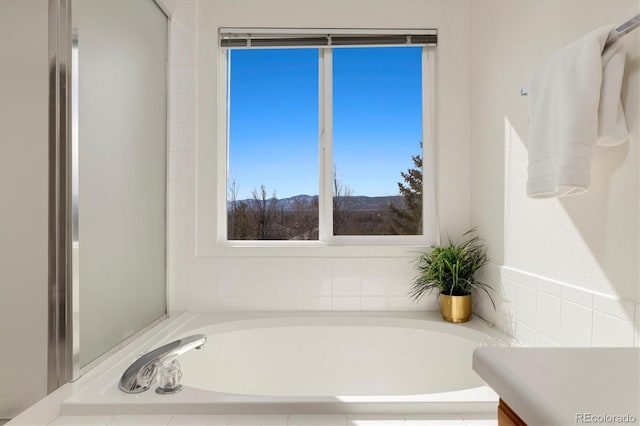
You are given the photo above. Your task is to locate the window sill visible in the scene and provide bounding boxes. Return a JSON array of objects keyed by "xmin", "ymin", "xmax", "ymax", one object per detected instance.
[{"xmin": 207, "ymin": 240, "xmax": 430, "ymax": 258}]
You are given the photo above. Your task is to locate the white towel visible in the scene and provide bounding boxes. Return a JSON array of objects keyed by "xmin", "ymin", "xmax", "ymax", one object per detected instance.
[{"xmin": 527, "ymin": 26, "xmax": 628, "ymax": 199}]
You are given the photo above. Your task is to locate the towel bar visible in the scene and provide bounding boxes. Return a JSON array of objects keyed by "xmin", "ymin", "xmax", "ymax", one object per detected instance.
[{"xmin": 520, "ymin": 13, "xmax": 639, "ymax": 96}]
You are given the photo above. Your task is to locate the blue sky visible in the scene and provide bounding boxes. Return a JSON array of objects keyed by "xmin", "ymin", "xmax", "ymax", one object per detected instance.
[{"xmin": 228, "ymin": 46, "xmax": 422, "ymax": 200}]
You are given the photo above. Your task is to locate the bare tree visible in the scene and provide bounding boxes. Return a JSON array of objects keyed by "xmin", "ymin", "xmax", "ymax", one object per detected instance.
[
  {"xmin": 227, "ymin": 179, "xmax": 239, "ymax": 239},
  {"xmin": 291, "ymin": 195, "xmax": 319, "ymax": 240},
  {"xmin": 332, "ymin": 167, "xmax": 354, "ymax": 235},
  {"xmin": 250, "ymin": 185, "xmax": 279, "ymax": 240},
  {"xmin": 227, "ymin": 179, "xmax": 254, "ymax": 240},
  {"xmin": 233, "ymin": 202, "xmax": 254, "ymax": 239}
]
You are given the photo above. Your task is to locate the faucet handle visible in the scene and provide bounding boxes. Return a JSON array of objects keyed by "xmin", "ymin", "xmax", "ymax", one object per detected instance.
[
  {"xmin": 156, "ymin": 360, "xmax": 183, "ymax": 394},
  {"xmin": 135, "ymin": 362, "xmax": 159, "ymax": 389}
]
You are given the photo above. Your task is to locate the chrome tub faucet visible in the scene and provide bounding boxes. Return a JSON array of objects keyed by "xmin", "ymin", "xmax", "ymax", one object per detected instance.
[{"xmin": 118, "ymin": 334, "xmax": 206, "ymax": 394}]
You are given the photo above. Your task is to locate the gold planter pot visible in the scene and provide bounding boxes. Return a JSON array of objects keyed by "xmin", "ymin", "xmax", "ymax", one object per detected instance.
[{"xmin": 440, "ymin": 293, "xmax": 472, "ymax": 323}]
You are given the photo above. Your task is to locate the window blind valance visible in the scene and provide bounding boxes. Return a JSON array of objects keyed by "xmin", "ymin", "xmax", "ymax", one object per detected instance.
[{"xmin": 220, "ymin": 31, "xmax": 437, "ymax": 48}]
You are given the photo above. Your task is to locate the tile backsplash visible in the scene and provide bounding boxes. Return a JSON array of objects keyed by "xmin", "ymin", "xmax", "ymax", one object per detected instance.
[
  {"xmin": 474, "ymin": 264, "xmax": 639, "ymax": 348},
  {"xmin": 172, "ymin": 257, "xmax": 438, "ymax": 313}
]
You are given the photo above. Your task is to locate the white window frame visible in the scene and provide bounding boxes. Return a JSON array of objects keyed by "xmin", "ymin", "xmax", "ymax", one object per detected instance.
[{"xmin": 217, "ymin": 29, "xmax": 438, "ymax": 251}]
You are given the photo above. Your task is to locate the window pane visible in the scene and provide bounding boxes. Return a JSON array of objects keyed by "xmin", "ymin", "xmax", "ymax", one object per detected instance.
[
  {"xmin": 227, "ymin": 49, "xmax": 319, "ymax": 240},
  {"xmin": 333, "ymin": 47, "xmax": 423, "ymax": 236}
]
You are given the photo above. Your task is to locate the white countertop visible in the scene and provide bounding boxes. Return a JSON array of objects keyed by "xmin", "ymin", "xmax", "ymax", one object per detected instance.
[{"xmin": 473, "ymin": 347, "xmax": 640, "ymax": 426}]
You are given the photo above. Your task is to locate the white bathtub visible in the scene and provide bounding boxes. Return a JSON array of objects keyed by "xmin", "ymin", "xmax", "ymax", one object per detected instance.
[{"xmin": 60, "ymin": 312, "xmax": 514, "ymax": 417}]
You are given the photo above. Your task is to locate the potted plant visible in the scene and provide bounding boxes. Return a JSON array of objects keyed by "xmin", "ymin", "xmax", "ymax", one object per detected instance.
[{"xmin": 410, "ymin": 229, "xmax": 494, "ymax": 323}]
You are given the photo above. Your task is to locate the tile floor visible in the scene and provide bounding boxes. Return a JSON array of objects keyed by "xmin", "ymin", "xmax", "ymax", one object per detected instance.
[{"xmin": 48, "ymin": 414, "xmax": 496, "ymax": 426}]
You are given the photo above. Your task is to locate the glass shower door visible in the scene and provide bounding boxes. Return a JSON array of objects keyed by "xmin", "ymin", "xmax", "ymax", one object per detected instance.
[{"xmin": 71, "ymin": 0, "xmax": 168, "ymax": 371}]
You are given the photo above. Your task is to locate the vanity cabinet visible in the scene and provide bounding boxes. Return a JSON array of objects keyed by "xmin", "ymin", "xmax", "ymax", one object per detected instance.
[
  {"xmin": 473, "ymin": 348, "xmax": 639, "ymax": 426},
  {"xmin": 497, "ymin": 399, "xmax": 526, "ymax": 426}
]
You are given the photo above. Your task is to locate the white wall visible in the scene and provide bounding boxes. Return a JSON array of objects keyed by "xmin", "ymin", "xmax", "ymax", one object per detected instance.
[
  {"xmin": 165, "ymin": 0, "xmax": 474, "ymax": 313},
  {"xmin": 470, "ymin": 0, "xmax": 640, "ymax": 346},
  {"xmin": 0, "ymin": 0, "xmax": 49, "ymax": 418}
]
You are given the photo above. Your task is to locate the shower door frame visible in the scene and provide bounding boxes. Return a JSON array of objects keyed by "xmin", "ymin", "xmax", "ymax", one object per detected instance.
[{"xmin": 48, "ymin": 0, "xmax": 72, "ymax": 393}]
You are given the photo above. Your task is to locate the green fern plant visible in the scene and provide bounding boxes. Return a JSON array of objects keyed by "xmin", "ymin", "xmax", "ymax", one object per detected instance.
[{"xmin": 410, "ymin": 229, "xmax": 495, "ymax": 308}]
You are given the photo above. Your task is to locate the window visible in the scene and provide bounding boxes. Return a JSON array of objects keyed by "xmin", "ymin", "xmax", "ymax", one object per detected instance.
[
  {"xmin": 222, "ymin": 31, "xmax": 437, "ymax": 244},
  {"xmin": 227, "ymin": 48, "xmax": 319, "ymax": 240}
]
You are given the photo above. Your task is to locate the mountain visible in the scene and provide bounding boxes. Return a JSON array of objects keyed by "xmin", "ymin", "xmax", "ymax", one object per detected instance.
[
  {"xmin": 334, "ymin": 195, "xmax": 403, "ymax": 211},
  {"xmin": 228, "ymin": 194, "xmax": 403, "ymax": 212}
]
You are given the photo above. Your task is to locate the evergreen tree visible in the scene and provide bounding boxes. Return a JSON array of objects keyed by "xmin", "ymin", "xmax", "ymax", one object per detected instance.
[{"xmin": 389, "ymin": 149, "xmax": 423, "ymax": 235}]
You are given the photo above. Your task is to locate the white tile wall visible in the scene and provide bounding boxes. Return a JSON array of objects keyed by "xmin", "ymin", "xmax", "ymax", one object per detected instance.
[
  {"xmin": 183, "ymin": 256, "xmax": 429, "ymax": 313},
  {"xmin": 475, "ymin": 264, "xmax": 639, "ymax": 348},
  {"xmin": 245, "ymin": 258, "xmax": 275, "ymax": 297},
  {"xmin": 535, "ymin": 292, "xmax": 561, "ymax": 343},
  {"xmin": 273, "ymin": 259, "xmax": 304, "ymax": 297},
  {"xmin": 361, "ymin": 296, "xmax": 390, "ymax": 311},
  {"xmin": 303, "ymin": 259, "xmax": 333, "ymax": 297},
  {"xmin": 515, "ymin": 283, "xmax": 536, "ymax": 328},
  {"xmin": 592, "ymin": 312, "xmax": 636, "ymax": 347},
  {"xmin": 48, "ymin": 414, "xmax": 496, "ymax": 426},
  {"xmin": 560, "ymin": 300, "xmax": 593, "ymax": 346},
  {"xmin": 273, "ymin": 296, "xmax": 303, "ymax": 311},
  {"xmin": 166, "ymin": 0, "xmax": 198, "ymax": 314},
  {"xmin": 534, "ymin": 333, "xmax": 559, "ymax": 348},
  {"xmin": 216, "ymin": 258, "xmax": 245, "ymax": 298},
  {"xmin": 514, "ymin": 321, "xmax": 536, "ymax": 347}
]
